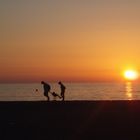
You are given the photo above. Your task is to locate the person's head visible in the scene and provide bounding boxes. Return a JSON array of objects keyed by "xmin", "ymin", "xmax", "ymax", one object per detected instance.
[
  {"xmin": 58, "ymin": 81, "xmax": 61, "ymax": 85},
  {"xmin": 41, "ymin": 81, "xmax": 45, "ymax": 84}
]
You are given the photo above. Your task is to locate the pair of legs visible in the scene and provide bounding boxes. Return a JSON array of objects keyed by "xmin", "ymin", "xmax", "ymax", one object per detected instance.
[
  {"xmin": 44, "ymin": 92, "xmax": 50, "ymax": 101},
  {"xmin": 61, "ymin": 92, "xmax": 65, "ymax": 101}
]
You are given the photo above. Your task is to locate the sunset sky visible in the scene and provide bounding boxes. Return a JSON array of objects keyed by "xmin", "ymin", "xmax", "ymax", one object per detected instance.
[{"xmin": 1, "ymin": 0, "xmax": 140, "ymax": 83}]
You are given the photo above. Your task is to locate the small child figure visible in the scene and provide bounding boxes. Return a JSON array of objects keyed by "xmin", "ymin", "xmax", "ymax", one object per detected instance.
[{"xmin": 50, "ymin": 92, "xmax": 61, "ymax": 100}]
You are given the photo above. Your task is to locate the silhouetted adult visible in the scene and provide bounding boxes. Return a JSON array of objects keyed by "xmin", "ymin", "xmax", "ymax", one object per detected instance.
[
  {"xmin": 41, "ymin": 81, "xmax": 51, "ymax": 101},
  {"xmin": 58, "ymin": 81, "xmax": 66, "ymax": 101}
]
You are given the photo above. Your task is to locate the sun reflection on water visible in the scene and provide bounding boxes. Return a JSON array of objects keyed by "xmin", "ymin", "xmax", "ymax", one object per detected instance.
[{"xmin": 125, "ymin": 82, "xmax": 133, "ymax": 100}]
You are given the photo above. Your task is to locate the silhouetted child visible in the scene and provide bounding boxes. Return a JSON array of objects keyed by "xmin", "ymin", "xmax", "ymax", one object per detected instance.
[
  {"xmin": 50, "ymin": 92, "xmax": 61, "ymax": 100},
  {"xmin": 41, "ymin": 81, "xmax": 51, "ymax": 101},
  {"xmin": 58, "ymin": 81, "xmax": 66, "ymax": 101}
]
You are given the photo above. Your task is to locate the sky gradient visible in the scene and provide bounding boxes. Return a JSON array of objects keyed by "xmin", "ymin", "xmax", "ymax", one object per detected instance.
[{"xmin": 1, "ymin": 0, "xmax": 140, "ymax": 82}]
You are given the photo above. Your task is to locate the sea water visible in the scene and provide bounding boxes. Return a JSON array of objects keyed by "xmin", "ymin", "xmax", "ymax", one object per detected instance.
[{"xmin": 0, "ymin": 82, "xmax": 140, "ymax": 101}]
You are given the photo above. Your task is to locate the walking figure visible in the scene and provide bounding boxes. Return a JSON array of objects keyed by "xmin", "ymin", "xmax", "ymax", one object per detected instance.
[
  {"xmin": 41, "ymin": 81, "xmax": 51, "ymax": 101},
  {"xmin": 58, "ymin": 81, "xmax": 66, "ymax": 101}
]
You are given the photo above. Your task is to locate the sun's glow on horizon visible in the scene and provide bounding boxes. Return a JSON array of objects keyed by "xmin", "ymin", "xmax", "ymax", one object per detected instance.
[{"xmin": 124, "ymin": 70, "xmax": 139, "ymax": 81}]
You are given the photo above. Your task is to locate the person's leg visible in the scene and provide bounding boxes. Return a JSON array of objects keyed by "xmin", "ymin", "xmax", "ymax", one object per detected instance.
[
  {"xmin": 47, "ymin": 93, "xmax": 50, "ymax": 101},
  {"xmin": 62, "ymin": 92, "xmax": 64, "ymax": 101},
  {"xmin": 57, "ymin": 94, "xmax": 61, "ymax": 99},
  {"xmin": 63, "ymin": 93, "xmax": 65, "ymax": 101}
]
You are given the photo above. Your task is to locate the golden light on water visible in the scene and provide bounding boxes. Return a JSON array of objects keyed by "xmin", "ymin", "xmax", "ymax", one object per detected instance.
[
  {"xmin": 124, "ymin": 70, "xmax": 139, "ymax": 81},
  {"xmin": 126, "ymin": 82, "xmax": 132, "ymax": 100}
]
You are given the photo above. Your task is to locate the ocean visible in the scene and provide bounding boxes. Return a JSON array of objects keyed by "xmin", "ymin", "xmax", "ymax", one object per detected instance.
[{"xmin": 0, "ymin": 82, "xmax": 140, "ymax": 101}]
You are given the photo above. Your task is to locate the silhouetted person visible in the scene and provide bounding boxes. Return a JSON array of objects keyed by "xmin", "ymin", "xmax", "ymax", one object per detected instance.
[
  {"xmin": 41, "ymin": 81, "xmax": 51, "ymax": 101},
  {"xmin": 50, "ymin": 91, "xmax": 61, "ymax": 100},
  {"xmin": 58, "ymin": 81, "xmax": 66, "ymax": 101}
]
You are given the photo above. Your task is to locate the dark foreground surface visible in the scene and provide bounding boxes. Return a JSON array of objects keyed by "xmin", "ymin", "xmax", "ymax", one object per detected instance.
[{"xmin": 1, "ymin": 100, "xmax": 140, "ymax": 140}]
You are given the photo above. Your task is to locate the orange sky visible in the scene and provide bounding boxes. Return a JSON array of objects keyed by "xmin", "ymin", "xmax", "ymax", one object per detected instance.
[{"xmin": 1, "ymin": 0, "xmax": 140, "ymax": 83}]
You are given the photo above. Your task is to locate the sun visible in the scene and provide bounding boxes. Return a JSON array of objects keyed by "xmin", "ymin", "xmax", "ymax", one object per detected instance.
[{"xmin": 124, "ymin": 70, "xmax": 139, "ymax": 81}]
